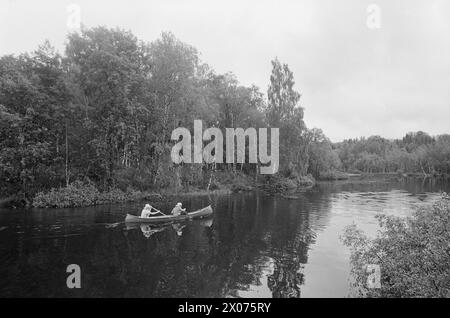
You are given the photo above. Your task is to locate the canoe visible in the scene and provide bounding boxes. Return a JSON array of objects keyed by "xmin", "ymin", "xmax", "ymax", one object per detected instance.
[{"xmin": 125, "ymin": 205, "xmax": 213, "ymax": 224}]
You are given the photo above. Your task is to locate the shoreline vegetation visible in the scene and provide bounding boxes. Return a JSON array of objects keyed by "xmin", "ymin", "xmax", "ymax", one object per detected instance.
[
  {"xmin": 342, "ymin": 194, "xmax": 450, "ymax": 298},
  {"xmin": 1, "ymin": 27, "xmax": 449, "ymax": 209},
  {"xmin": 1, "ymin": 168, "xmax": 449, "ymax": 209},
  {"xmin": 27, "ymin": 171, "xmax": 450, "ymax": 209},
  {"xmin": 31, "ymin": 172, "xmax": 317, "ymax": 208}
]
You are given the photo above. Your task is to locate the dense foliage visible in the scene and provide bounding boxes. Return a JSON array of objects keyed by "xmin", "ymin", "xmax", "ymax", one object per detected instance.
[
  {"xmin": 31, "ymin": 180, "xmax": 160, "ymax": 208},
  {"xmin": 335, "ymin": 132, "xmax": 450, "ymax": 175},
  {"xmin": 342, "ymin": 194, "xmax": 450, "ymax": 297},
  {"xmin": 1, "ymin": 27, "xmax": 329, "ymax": 205}
]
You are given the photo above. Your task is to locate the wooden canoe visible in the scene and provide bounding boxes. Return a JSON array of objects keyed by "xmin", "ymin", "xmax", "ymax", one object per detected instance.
[{"xmin": 125, "ymin": 205, "xmax": 213, "ymax": 224}]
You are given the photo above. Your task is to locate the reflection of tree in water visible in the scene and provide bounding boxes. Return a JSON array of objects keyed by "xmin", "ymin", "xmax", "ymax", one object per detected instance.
[
  {"xmin": 264, "ymin": 198, "xmax": 313, "ymax": 298},
  {"xmin": 122, "ymin": 192, "xmax": 331, "ymax": 298},
  {"xmin": 205, "ymin": 193, "xmax": 324, "ymax": 298},
  {"xmin": 267, "ymin": 262, "xmax": 304, "ymax": 298},
  {"xmin": 0, "ymin": 191, "xmax": 332, "ymax": 297}
]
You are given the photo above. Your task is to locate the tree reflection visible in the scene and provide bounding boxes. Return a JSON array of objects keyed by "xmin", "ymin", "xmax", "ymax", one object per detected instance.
[{"xmin": 0, "ymin": 191, "xmax": 332, "ymax": 297}]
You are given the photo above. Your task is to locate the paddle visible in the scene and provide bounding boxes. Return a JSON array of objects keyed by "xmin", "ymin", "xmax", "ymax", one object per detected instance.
[{"xmin": 149, "ymin": 207, "xmax": 167, "ymax": 216}]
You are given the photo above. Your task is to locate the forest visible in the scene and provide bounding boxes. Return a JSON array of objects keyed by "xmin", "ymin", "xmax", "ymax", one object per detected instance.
[
  {"xmin": 1, "ymin": 26, "xmax": 449, "ymax": 207},
  {"xmin": 335, "ymin": 132, "xmax": 450, "ymax": 175}
]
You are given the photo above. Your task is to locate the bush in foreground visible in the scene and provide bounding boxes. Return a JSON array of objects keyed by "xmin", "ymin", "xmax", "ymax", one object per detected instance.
[{"xmin": 341, "ymin": 194, "xmax": 450, "ymax": 297}]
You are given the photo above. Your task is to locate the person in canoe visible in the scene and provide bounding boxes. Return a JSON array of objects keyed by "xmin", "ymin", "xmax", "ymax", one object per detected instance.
[
  {"xmin": 140, "ymin": 204, "xmax": 161, "ymax": 218},
  {"xmin": 171, "ymin": 202, "xmax": 187, "ymax": 216}
]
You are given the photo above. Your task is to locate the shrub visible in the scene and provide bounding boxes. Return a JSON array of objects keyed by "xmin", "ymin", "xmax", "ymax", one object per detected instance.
[
  {"xmin": 259, "ymin": 173, "xmax": 315, "ymax": 194},
  {"xmin": 97, "ymin": 188, "xmax": 127, "ymax": 204},
  {"xmin": 295, "ymin": 174, "xmax": 316, "ymax": 187},
  {"xmin": 32, "ymin": 181, "xmax": 100, "ymax": 208},
  {"xmin": 341, "ymin": 194, "xmax": 450, "ymax": 298},
  {"xmin": 32, "ymin": 181, "xmax": 155, "ymax": 208}
]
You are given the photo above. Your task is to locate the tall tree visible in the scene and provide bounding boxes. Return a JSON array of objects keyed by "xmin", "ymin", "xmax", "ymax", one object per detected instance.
[{"xmin": 266, "ymin": 58, "xmax": 307, "ymax": 176}]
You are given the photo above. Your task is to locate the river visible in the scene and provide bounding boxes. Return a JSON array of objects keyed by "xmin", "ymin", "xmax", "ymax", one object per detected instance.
[{"xmin": 0, "ymin": 178, "xmax": 448, "ymax": 297}]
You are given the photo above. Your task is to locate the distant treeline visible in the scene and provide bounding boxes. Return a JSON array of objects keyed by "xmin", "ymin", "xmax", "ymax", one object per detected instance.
[
  {"xmin": 334, "ymin": 132, "xmax": 450, "ymax": 175},
  {"xmin": 1, "ymin": 27, "xmax": 449, "ymax": 205}
]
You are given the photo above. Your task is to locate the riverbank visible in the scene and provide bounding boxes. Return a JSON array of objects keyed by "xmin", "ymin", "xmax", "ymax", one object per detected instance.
[
  {"xmin": 31, "ymin": 186, "xmax": 235, "ymax": 209},
  {"xmin": 317, "ymin": 171, "xmax": 450, "ymax": 182},
  {"xmin": 29, "ymin": 171, "xmax": 315, "ymax": 208},
  {"xmin": 367, "ymin": 171, "xmax": 449, "ymax": 177},
  {"xmin": 30, "ymin": 178, "xmax": 236, "ymax": 208},
  {"xmin": 6, "ymin": 171, "xmax": 449, "ymax": 209}
]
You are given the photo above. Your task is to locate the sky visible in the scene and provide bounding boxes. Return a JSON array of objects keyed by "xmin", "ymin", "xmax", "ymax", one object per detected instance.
[{"xmin": 0, "ymin": 0, "xmax": 449, "ymax": 142}]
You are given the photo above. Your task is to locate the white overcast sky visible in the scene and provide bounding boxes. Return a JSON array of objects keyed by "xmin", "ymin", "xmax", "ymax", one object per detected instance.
[{"xmin": 0, "ymin": 0, "xmax": 449, "ymax": 141}]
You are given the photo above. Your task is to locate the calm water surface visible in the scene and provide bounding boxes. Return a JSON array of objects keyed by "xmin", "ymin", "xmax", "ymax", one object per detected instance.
[{"xmin": 0, "ymin": 178, "xmax": 449, "ymax": 297}]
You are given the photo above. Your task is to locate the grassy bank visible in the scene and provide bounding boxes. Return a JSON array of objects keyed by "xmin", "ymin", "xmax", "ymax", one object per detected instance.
[
  {"xmin": 32, "ymin": 181, "xmax": 162, "ymax": 208},
  {"xmin": 257, "ymin": 174, "xmax": 315, "ymax": 194},
  {"xmin": 25, "ymin": 171, "xmax": 450, "ymax": 208},
  {"xmin": 30, "ymin": 172, "xmax": 318, "ymax": 208}
]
